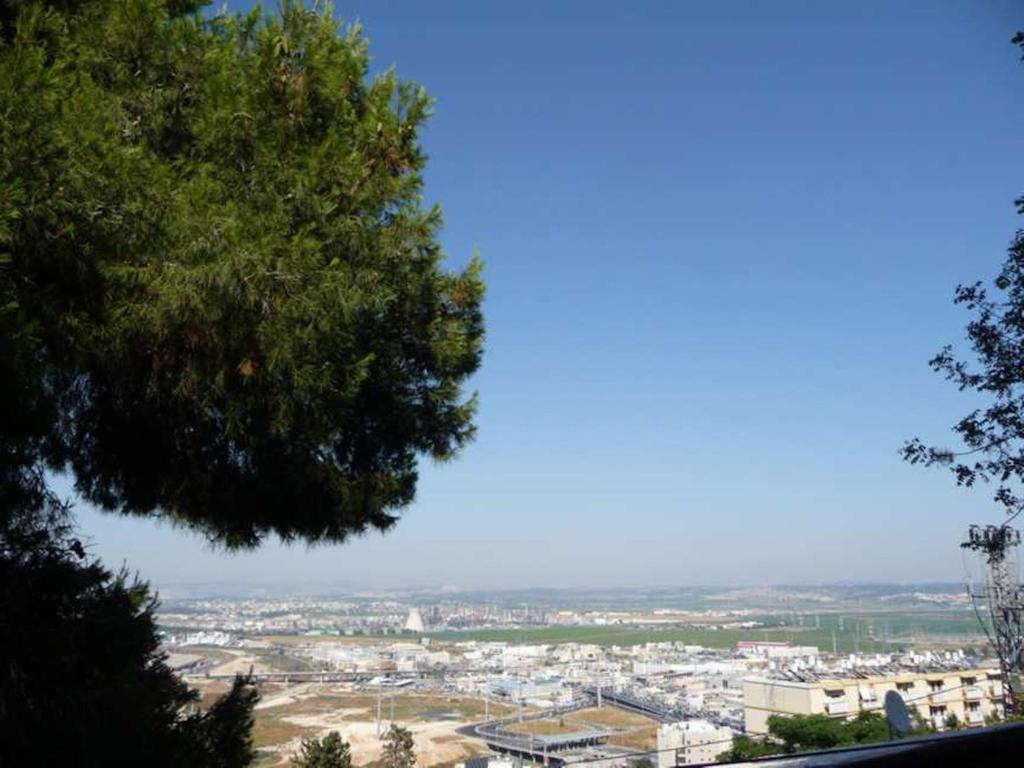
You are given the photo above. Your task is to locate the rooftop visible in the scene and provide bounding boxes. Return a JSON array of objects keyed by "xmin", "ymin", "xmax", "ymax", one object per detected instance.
[{"xmin": 750, "ymin": 662, "xmax": 996, "ymax": 685}]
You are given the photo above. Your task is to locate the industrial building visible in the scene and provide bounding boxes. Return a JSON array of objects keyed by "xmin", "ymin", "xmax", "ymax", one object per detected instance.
[
  {"xmin": 743, "ymin": 666, "xmax": 1004, "ymax": 735},
  {"xmin": 487, "ymin": 676, "xmax": 567, "ymax": 704},
  {"xmin": 735, "ymin": 641, "xmax": 819, "ymax": 660},
  {"xmin": 403, "ymin": 607, "xmax": 425, "ymax": 633}
]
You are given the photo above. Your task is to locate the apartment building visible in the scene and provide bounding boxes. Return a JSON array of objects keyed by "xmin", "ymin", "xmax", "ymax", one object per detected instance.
[
  {"xmin": 656, "ymin": 720, "xmax": 734, "ymax": 767},
  {"xmin": 744, "ymin": 666, "xmax": 1004, "ymax": 734}
]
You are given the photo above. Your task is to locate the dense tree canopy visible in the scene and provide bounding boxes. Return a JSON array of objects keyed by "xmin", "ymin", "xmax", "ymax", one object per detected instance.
[
  {"xmin": 294, "ymin": 731, "xmax": 353, "ymax": 768},
  {"xmin": 1, "ymin": 1, "xmax": 480, "ymax": 764},
  {"xmin": 1, "ymin": 0, "xmax": 484, "ymax": 547},
  {"xmin": 716, "ymin": 713, "xmax": 892, "ymax": 762},
  {"xmin": 0, "ymin": 509, "xmax": 259, "ymax": 766},
  {"xmin": 381, "ymin": 724, "xmax": 417, "ymax": 768}
]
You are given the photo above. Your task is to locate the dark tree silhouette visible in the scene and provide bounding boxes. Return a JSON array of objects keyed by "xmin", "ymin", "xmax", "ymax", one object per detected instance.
[
  {"xmin": 0, "ymin": 510, "xmax": 258, "ymax": 766},
  {"xmin": 1, "ymin": 0, "xmax": 482, "ymax": 764}
]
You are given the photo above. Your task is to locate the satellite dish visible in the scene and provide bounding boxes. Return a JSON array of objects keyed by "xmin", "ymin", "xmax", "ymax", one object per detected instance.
[{"xmin": 884, "ymin": 690, "xmax": 911, "ymax": 737}]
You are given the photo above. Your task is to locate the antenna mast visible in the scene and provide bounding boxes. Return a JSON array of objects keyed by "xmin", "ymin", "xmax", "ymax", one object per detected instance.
[{"xmin": 963, "ymin": 524, "xmax": 1024, "ymax": 715}]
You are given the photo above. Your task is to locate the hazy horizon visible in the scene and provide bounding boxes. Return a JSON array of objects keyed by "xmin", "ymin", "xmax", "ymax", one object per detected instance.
[
  {"xmin": 73, "ymin": 0, "xmax": 1024, "ymax": 592},
  {"xmin": 150, "ymin": 577, "xmax": 972, "ymax": 601}
]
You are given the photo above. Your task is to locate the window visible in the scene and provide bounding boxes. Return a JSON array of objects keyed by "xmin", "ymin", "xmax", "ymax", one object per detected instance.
[
  {"xmin": 961, "ymin": 676, "xmax": 976, "ymax": 686},
  {"xmin": 928, "ymin": 680, "xmax": 944, "ymax": 692},
  {"xmin": 896, "ymin": 682, "xmax": 914, "ymax": 692}
]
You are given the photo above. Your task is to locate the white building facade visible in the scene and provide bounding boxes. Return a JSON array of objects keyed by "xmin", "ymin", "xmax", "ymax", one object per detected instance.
[{"xmin": 656, "ymin": 720, "xmax": 733, "ymax": 767}]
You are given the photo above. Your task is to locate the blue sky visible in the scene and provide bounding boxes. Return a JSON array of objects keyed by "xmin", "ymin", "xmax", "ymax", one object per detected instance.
[{"xmin": 75, "ymin": 0, "xmax": 1024, "ymax": 590}]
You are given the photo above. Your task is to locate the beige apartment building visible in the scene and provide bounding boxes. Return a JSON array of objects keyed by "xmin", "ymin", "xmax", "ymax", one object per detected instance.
[
  {"xmin": 744, "ymin": 667, "xmax": 1004, "ymax": 735},
  {"xmin": 656, "ymin": 720, "xmax": 734, "ymax": 767}
]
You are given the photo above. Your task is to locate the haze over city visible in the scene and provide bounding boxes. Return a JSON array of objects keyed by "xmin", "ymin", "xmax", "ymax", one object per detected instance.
[{"xmin": 71, "ymin": 0, "xmax": 1024, "ymax": 590}]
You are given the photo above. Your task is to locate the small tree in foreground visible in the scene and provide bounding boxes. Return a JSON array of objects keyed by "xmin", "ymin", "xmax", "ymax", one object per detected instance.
[
  {"xmin": 716, "ymin": 735, "xmax": 780, "ymax": 762},
  {"xmin": 381, "ymin": 724, "xmax": 416, "ymax": 768},
  {"xmin": 716, "ymin": 712, "xmax": 892, "ymax": 761},
  {"xmin": 294, "ymin": 731, "xmax": 352, "ymax": 768}
]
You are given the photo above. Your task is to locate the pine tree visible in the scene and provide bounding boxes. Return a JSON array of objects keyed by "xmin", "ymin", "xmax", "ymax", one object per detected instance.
[
  {"xmin": 0, "ymin": 508, "xmax": 259, "ymax": 766},
  {"xmin": 1, "ymin": 0, "xmax": 484, "ymax": 547},
  {"xmin": 381, "ymin": 724, "xmax": 417, "ymax": 768},
  {"xmin": 294, "ymin": 732, "xmax": 353, "ymax": 768},
  {"xmin": 1, "ymin": 0, "xmax": 482, "ymax": 764}
]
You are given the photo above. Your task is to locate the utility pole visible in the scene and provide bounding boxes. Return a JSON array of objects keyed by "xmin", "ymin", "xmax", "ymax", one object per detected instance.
[
  {"xmin": 964, "ymin": 524, "xmax": 1024, "ymax": 715},
  {"xmin": 376, "ymin": 682, "xmax": 382, "ymax": 737}
]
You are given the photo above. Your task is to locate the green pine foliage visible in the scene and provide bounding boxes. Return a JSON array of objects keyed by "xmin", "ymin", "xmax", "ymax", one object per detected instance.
[
  {"xmin": 294, "ymin": 731, "xmax": 353, "ymax": 768},
  {"xmin": 1, "ymin": 1, "xmax": 481, "ymax": 764},
  {"xmin": 1, "ymin": 0, "xmax": 484, "ymax": 548},
  {"xmin": 381, "ymin": 724, "xmax": 417, "ymax": 768}
]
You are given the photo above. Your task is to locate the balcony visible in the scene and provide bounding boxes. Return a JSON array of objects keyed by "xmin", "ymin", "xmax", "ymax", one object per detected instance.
[
  {"xmin": 967, "ymin": 710, "xmax": 985, "ymax": 726},
  {"xmin": 858, "ymin": 687, "xmax": 880, "ymax": 708},
  {"xmin": 964, "ymin": 686, "xmax": 983, "ymax": 701},
  {"xmin": 825, "ymin": 699, "xmax": 851, "ymax": 716},
  {"xmin": 933, "ymin": 690, "xmax": 961, "ymax": 704}
]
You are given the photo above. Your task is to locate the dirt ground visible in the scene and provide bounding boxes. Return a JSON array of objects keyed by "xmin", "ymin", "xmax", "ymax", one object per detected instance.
[
  {"xmin": 204, "ymin": 649, "xmax": 281, "ymax": 677},
  {"xmin": 243, "ymin": 686, "xmax": 506, "ymax": 767}
]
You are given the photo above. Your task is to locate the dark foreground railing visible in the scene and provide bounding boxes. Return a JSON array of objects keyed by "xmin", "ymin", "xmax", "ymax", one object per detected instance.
[{"xmin": 699, "ymin": 721, "xmax": 1024, "ymax": 767}]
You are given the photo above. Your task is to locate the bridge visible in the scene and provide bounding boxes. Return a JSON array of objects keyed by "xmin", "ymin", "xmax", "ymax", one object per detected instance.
[
  {"xmin": 580, "ymin": 686, "xmax": 679, "ymax": 723},
  {"xmin": 185, "ymin": 668, "xmax": 453, "ymax": 685},
  {"xmin": 468, "ymin": 701, "xmax": 613, "ymax": 766},
  {"xmin": 580, "ymin": 686, "xmax": 740, "ymax": 731}
]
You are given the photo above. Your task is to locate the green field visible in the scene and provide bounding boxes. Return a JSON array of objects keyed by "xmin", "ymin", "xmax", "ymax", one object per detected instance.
[
  {"xmin": 430, "ymin": 624, "xmax": 820, "ymax": 649},
  {"xmin": 427, "ymin": 612, "xmax": 986, "ymax": 653}
]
